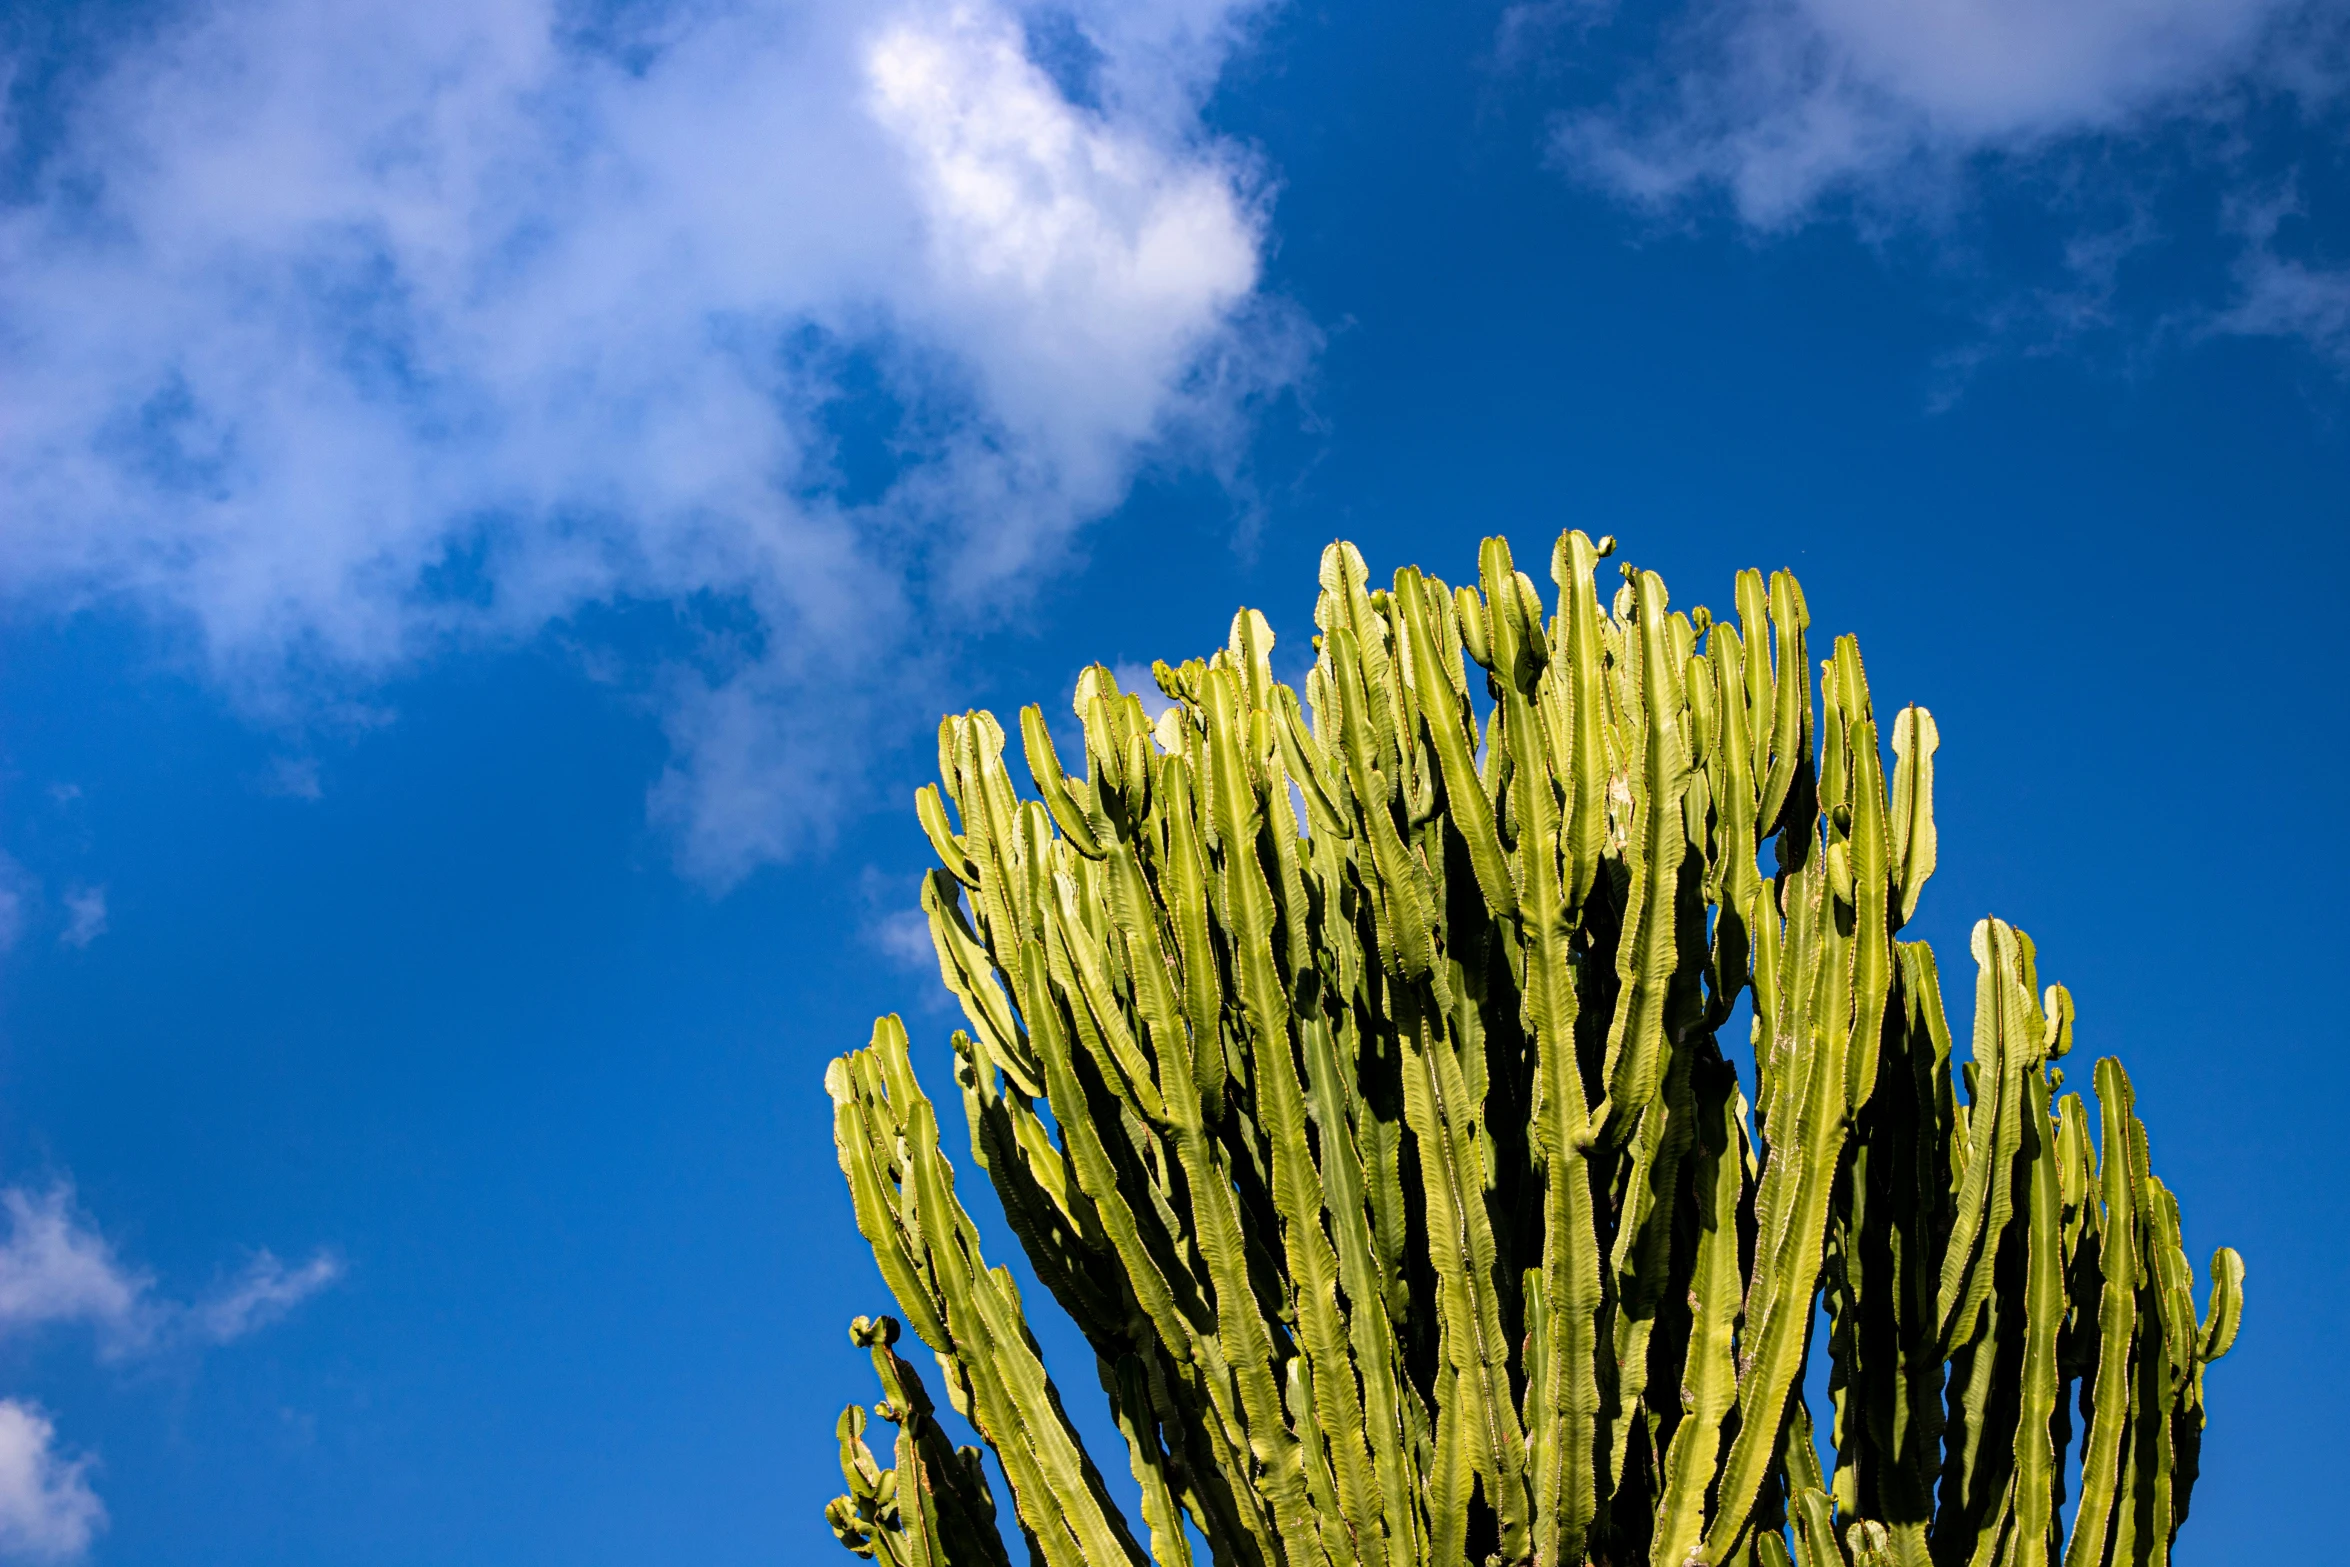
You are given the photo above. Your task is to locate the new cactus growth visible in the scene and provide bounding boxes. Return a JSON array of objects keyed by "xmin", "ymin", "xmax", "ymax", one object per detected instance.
[{"xmin": 823, "ymin": 533, "xmax": 2243, "ymax": 1567}]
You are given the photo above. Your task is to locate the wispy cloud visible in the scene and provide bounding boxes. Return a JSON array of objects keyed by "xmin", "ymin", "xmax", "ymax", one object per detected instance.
[
  {"xmin": 0, "ymin": 1185, "xmax": 338, "ymax": 1358},
  {"xmin": 1551, "ymin": 0, "xmax": 2336, "ymax": 227},
  {"xmin": 56, "ymin": 889, "xmax": 104, "ymax": 951},
  {"xmin": 257, "ymin": 757, "xmax": 323, "ymax": 802},
  {"xmin": 2224, "ymin": 254, "xmax": 2350, "ymax": 362},
  {"xmin": 0, "ymin": 1186, "xmax": 334, "ymax": 1559},
  {"xmin": 1537, "ymin": 0, "xmax": 2350, "ymax": 373},
  {"xmin": 2217, "ymin": 183, "xmax": 2350, "ymax": 365},
  {"xmin": 0, "ymin": 859, "xmax": 27, "ymax": 955},
  {"xmin": 0, "ymin": 1191, "xmax": 144, "ymax": 1347},
  {"xmin": 0, "ymin": 1403, "xmax": 102, "ymax": 1563},
  {"xmin": 186, "ymin": 1252, "xmax": 344, "ymax": 1346},
  {"xmin": 0, "ymin": 0, "xmax": 1301, "ymax": 887}
]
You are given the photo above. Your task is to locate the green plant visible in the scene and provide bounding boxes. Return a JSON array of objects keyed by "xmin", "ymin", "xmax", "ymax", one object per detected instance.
[{"xmin": 822, "ymin": 532, "xmax": 2243, "ymax": 1567}]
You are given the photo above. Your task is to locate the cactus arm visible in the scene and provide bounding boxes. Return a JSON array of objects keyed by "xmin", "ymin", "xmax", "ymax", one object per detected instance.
[
  {"xmin": 1398, "ymin": 990, "xmax": 1533, "ymax": 1556},
  {"xmin": 1842, "ymin": 711, "xmax": 1892, "ymax": 1114},
  {"xmin": 1095, "ymin": 836, "xmax": 1198, "ymax": 1125},
  {"xmin": 924, "ymin": 873, "xmax": 1047, "ymax": 1099},
  {"xmin": 2198, "ymin": 1248, "xmax": 2244, "ymax": 1363},
  {"xmin": 1023, "ymin": 707, "xmax": 1108, "ymax": 860},
  {"xmin": 917, "ymin": 783, "xmax": 983, "ymax": 888},
  {"xmin": 2126, "ymin": 1255, "xmax": 2178, "ymax": 1567},
  {"xmin": 1401, "ymin": 571, "xmax": 1516, "ymax": 922},
  {"xmin": 841, "ymin": 1024, "xmax": 1148, "ymax": 1567},
  {"xmin": 1886, "ymin": 709, "xmax": 1937, "ymax": 929},
  {"xmin": 1547, "ymin": 531, "xmax": 1615, "ymax": 908},
  {"xmin": 1733, "ymin": 570, "xmax": 1775, "ymax": 781},
  {"xmin": 1705, "ymin": 622, "xmax": 1762, "ymax": 1030},
  {"xmin": 1247, "ymin": 895, "xmax": 1387, "ymax": 1567},
  {"xmin": 1935, "ymin": 923, "xmax": 2045, "ymax": 1554},
  {"xmin": 952, "ymin": 1033, "xmax": 1133, "ymax": 1349},
  {"xmin": 864, "ymin": 1315, "xmax": 1016, "ymax": 1567},
  {"xmin": 1275, "ymin": 687, "xmax": 1352, "ymax": 840},
  {"xmin": 1202, "ymin": 668, "xmax": 1287, "ymax": 1043},
  {"xmin": 1505, "ymin": 628, "xmax": 1605, "ymax": 1563},
  {"xmin": 1018, "ymin": 942, "xmax": 1201, "ymax": 1362},
  {"xmin": 2063, "ymin": 1060, "xmax": 2144, "ymax": 1567},
  {"xmin": 1700, "ymin": 856, "xmax": 1853, "ymax": 1562},
  {"xmin": 1874, "ymin": 946, "xmax": 1955, "ymax": 1529},
  {"xmin": 1321, "ymin": 543, "xmax": 1405, "ymax": 780},
  {"xmin": 1047, "ymin": 879, "xmax": 1167, "ymax": 1124},
  {"xmin": 2143, "ymin": 1182, "xmax": 2198, "ymax": 1385},
  {"xmin": 1330, "ymin": 626, "xmax": 1440, "ymax": 985},
  {"xmin": 1156, "ymin": 757, "xmax": 1229, "ymax": 1124},
  {"xmin": 1153, "ymin": 785, "xmax": 1323, "ymax": 1564},
  {"xmin": 1153, "ymin": 1022, "xmax": 1320, "ymax": 1558},
  {"xmin": 1103, "ymin": 1354, "xmax": 1196, "ymax": 1567},
  {"xmin": 1114, "ymin": 891, "xmax": 1284, "ymax": 1567},
  {"xmin": 1603, "ymin": 1037, "xmax": 1698, "ymax": 1502},
  {"xmin": 962, "ymin": 1259, "xmax": 1152, "ymax": 1567},
  {"xmin": 1787, "ymin": 1487, "xmax": 1841, "ymax": 1567},
  {"xmin": 1754, "ymin": 572, "xmax": 1810, "ymax": 837},
  {"xmin": 1601, "ymin": 568, "xmax": 1692, "ymax": 1131},
  {"xmin": 2008, "ymin": 1069, "xmax": 2065, "ymax": 1567},
  {"xmin": 831, "ymin": 1039, "xmax": 952, "ymax": 1354},
  {"xmin": 1429, "ymin": 1360, "xmax": 1471, "ymax": 1567},
  {"xmin": 1283, "ymin": 1357, "xmax": 1350, "ymax": 1567},
  {"xmin": 1935, "ymin": 922, "xmax": 2014, "ymax": 1351},
  {"xmin": 1650, "ymin": 1058, "xmax": 1747, "ymax": 1566},
  {"xmin": 2135, "ymin": 1155, "xmax": 2207, "ymax": 1561},
  {"xmin": 877, "ymin": 1130, "xmax": 1108, "ymax": 1567},
  {"xmin": 1297, "ymin": 1004, "xmax": 1424, "ymax": 1565},
  {"xmin": 827, "ymin": 1401, "xmax": 905, "ymax": 1565},
  {"xmin": 2167, "ymin": 1243, "xmax": 2244, "ymax": 1541},
  {"xmin": 1702, "ymin": 1077, "xmax": 1847, "ymax": 1553}
]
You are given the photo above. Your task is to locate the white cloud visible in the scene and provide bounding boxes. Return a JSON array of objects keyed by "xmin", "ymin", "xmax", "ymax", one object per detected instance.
[
  {"xmin": 56, "ymin": 890, "xmax": 105, "ymax": 951},
  {"xmin": 2217, "ymin": 187, "xmax": 2350, "ymax": 365},
  {"xmin": 0, "ymin": 0, "xmax": 1295, "ymax": 885},
  {"xmin": 0, "ymin": 1185, "xmax": 336, "ymax": 1357},
  {"xmin": 0, "ymin": 862, "xmax": 26, "ymax": 956},
  {"xmin": 1554, "ymin": 0, "xmax": 2336, "ymax": 227},
  {"xmin": 0, "ymin": 1403, "xmax": 102, "ymax": 1563},
  {"xmin": 870, "ymin": 907, "xmax": 939, "ymax": 971},
  {"xmin": 0, "ymin": 1191, "xmax": 147, "ymax": 1350},
  {"xmin": 187, "ymin": 1252, "xmax": 344, "ymax": 1345},
  {"xmin": 0, "ymin": 1190, "xmax": 330, "ymax": 1560},
  {"xmin": 2224, "ymin": 254, "xmax": 2350, "ymax": 360},
  {"xmin": 259, "ymin": 756, "xmax": 323, "ymax": 801}
]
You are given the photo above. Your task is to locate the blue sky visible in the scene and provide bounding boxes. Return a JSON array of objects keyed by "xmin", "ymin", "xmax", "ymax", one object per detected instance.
[{"xmin": 0, "ymin": 0, "xmax": 2344, "ymax": 1561}]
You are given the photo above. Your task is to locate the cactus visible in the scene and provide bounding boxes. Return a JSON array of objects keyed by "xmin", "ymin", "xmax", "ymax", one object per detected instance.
[{"xmin": 822, "ymin": 533, "xmax": 2243, "ymax": 1567}]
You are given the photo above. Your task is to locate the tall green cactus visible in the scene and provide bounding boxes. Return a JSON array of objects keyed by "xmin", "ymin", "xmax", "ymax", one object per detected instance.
[{"xmin": 823, "ymin": 533, "xmax": 2243, "ymax": 1567}]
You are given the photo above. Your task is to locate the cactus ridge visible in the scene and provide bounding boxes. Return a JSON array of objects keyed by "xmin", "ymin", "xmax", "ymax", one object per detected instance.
[{"xmin": 824, "ymin": 533, "xmax": 2242, "ymax": 1567}]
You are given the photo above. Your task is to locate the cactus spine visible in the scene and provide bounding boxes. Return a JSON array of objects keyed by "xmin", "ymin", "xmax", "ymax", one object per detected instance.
[{"xmin": 825, "ymin": 533, "xmax": 2243, "ymax": 1567}]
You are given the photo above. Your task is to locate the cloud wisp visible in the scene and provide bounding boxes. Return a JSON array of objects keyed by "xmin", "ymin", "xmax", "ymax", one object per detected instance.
[
  {"xmin": 1552, "ymin": 0, "xmax": 2337, "ymax": 226},
  {"xmin": 1534, "ymin": 0, "xmax": 2350, "ymax": 375},
  {"xmin": 55, "ymin": 890, "xmax": 105, "ymax": 952},
  {"xmin": 0, "ymin": 1185, "xmax": 335, "ymax": 1559},
  {"xmin": 2218, "ymin": 184, "xmax": 2350, "ymax": 366},
  {"xmin": 0, "ymin": 0, "xmax": 1297, "ymax": 886},
  {"xmin": 0, "ymin": 1185, "xmax": 339, "ymax": 1359}
]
